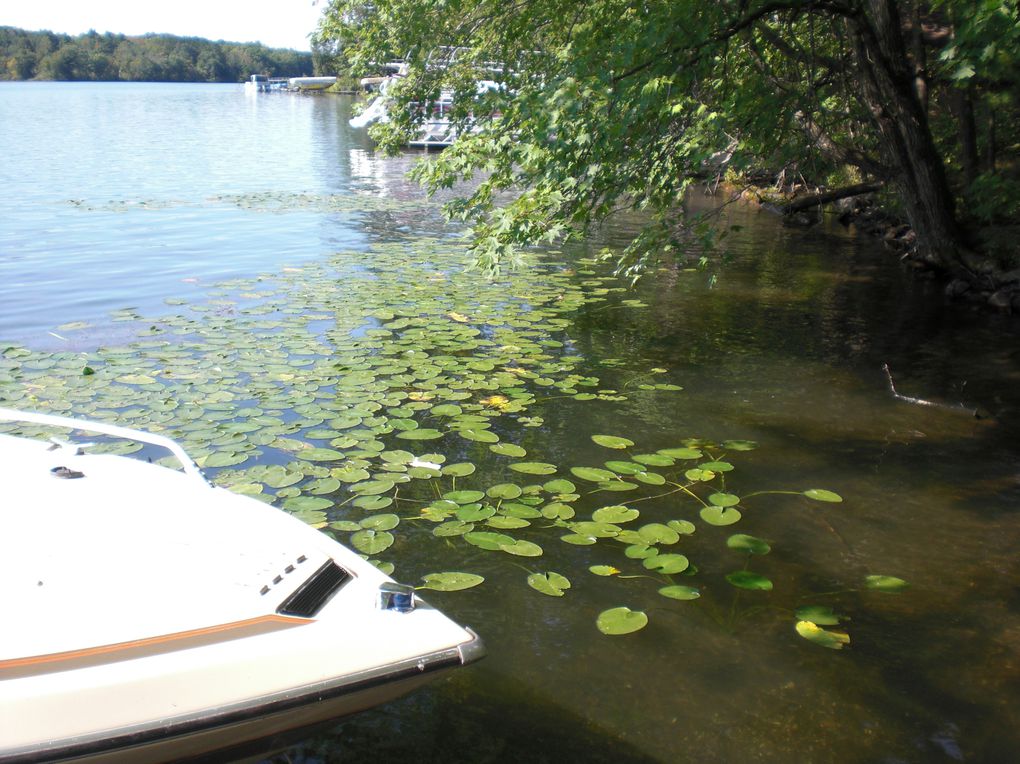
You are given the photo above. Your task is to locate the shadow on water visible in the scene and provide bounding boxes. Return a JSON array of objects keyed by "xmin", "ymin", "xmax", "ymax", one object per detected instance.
[{"xmin": 264, "ymin": 669, "xmax": 659, "ymax": 764}]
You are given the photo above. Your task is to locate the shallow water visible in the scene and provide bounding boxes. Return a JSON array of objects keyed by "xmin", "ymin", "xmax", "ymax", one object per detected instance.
[{"xmin": 2, "ymin": 83, "xmax": 1020, "ymax": 763}]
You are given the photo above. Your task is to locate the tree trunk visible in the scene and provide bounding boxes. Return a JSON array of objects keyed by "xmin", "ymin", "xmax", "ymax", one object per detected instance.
[
  {"xmin": 850, "ymin": 0, "xmax": 963, "ymax": 270},
  {"xmin": 952, "ymin": 86, "xmax": 980, "ymax": 187}
]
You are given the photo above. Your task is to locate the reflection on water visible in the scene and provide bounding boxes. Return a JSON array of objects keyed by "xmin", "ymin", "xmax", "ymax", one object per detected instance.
[{"xmin": 3, "ymin": 84, "xmax": 1019, "ymax": 763}]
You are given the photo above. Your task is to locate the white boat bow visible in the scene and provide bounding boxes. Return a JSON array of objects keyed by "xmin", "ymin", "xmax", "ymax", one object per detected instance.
[{"xmin": 0, "ymin": 408, "xmax": 483, "ymax": 763}]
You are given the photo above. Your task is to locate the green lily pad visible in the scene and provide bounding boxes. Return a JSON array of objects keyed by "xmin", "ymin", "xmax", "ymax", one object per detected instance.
[
  {"xmin": 795, "ymin": 620, "xmax": 850, "ymax": 649},
  {"xmin": 444, "ymin": 490, "xmax": 486, "ymax": 504},
  {"xmin": 700, "ymin": 506, "xmax": 742, "ymax": 526},
  {"xmin": 464, "ymin": 531, "xmax": 516, "ymax": 550},
  {"xmin": 864, "ymin": 575, "xmax": 909, "ymax": 592},
  {"xmin": 726, "ymin": 534, "xmax": 771, "ymax": 555},
  {"xmin": 657, "ymin": 447, "xmax": 702, "ymax": 459},
  {"xmin": 570, "ymin": 467, "xmax": 617, "ymax": 482},
  {"xmin": 591, "ymin": 434, "xmax": 634, "ymax": 449},
  {"xmin": 397, "ymin": 428, "xmax": 444, "ymax": 440},
  {"xmin": 709, "ymin": 493, "xmax": 740, "ymax": 507},
  {"xmin": 592, "ymin": 505, "xmax": 639, "ymax": 523},
  {"xmin": 658, "ymin": 585, "xmax": 700, "ymax": 600},
  {"xmin": 350, "ymin": 529, "xmax": 394, "ymax": 555},
  {"xmin": 725, "ymin": 570, "xmax": 773, "ymax": 591},
  {"xmin": 295, "ymin": 447, "xmax": 346, "ymax": 461},
  {"xmin": 527, "ymin": 571, "xmax": 571, "ymax": 596},
  {"xmin": 487, "ymin": 483, "xmax": 523, "ymax": 499},
  {"xmin": 803, "ymin": 489, "xmax": 843, "ymax": 503},
  {"xmin": 509, "ymin": 462, "xmax": 558, "ymax": 475},
  {"xmin": 589, "ymin": 565, "xmax": 621, "ymax": 576},
  {"xmin": 722, "ymin": 440, "xmax": 758, "ymax": 451},
  {"xmin": 419, "ymin": 572, "xmax": 485, "ymax": 591},
  {"xmin": 643, "ymin": 553, "xmax": 690, "ymax": 574},
  {"xmin": 460, "ymin": 428, "xmax": 500, "ymax": 443},
  {"xmin": 596, "ymin": 606, "xmax": 648, "ymax": 635},
  {"xmin": 667, "ymin": 519, "xmax": 696, "ymax": 535},
  {"xmin": 500, "ymin": 539, "xmax": 544, "ymax": 556},
  {"xmin": 360, "ymin": 513, "xmax": 400, "ymax": 531},
  {"xmin": 282, "ymin": 496, "xmax": 333, "ymax": 512},
  {"xmin": 638, "ymin": 523, "xmax": 680, "ymax": 545},
  {"xmin": 543, "ymin": 479, "xmax": 576, "ymax": 493},
  {"xmin": 490, "ymin": 443, "xmax": 527, "ymax": 457},
  {"xmin": 794, "ymin": 605, "xmax": 844, "ymax": 625}
]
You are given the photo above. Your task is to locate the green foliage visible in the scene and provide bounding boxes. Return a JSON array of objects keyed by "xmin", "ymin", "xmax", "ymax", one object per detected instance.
[
  {"xmin": 0, "ymin": 26, "xmax": 314, "ymax": 82},
  {"xmin": 321, "ymin": 0, "xmax": 1020, "ymax": 271}
]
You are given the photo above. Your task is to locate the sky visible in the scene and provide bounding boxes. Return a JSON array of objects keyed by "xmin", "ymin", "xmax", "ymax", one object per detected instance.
[{"xmin": 0, "ymin": 0, "xmax": 327, "ymax": 51}]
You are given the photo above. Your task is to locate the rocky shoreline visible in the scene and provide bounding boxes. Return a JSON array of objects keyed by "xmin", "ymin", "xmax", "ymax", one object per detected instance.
[{"xmin": 726, "ymin": 181, "xmax": 1020, "ymax": 314}]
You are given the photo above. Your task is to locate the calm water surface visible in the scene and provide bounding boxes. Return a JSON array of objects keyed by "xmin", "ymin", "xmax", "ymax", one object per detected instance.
[{"xmin": 2, "ymin": 82, "xmax": 1020, "ymax": 763}]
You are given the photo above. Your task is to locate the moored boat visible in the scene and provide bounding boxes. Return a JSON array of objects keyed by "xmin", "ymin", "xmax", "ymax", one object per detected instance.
[{"xmin": 0, "ymin": 408, "xmax": 483, "ymax": 763}]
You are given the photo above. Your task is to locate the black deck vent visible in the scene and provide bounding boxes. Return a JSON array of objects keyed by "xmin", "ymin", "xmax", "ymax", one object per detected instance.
[{"xmin": 277, "ymin": 560, "xmax": 350, "ymax": 618}]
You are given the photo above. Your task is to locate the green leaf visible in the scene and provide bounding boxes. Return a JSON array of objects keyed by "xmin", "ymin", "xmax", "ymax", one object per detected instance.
[
  {"xmin": 726, "ymin": 534, "xmax": 771, "ymax": 555},
  {"xmin": 487, "ymin": 483, "xmax": 523, "ymax": 499},
  {"xmin": 795, "ymin": 620, "xmax": 850, "ymax": 649},
  {"xmin": 699, "ymin": 506, "xmax": 742, "ymax": 526},
  {"xmin": 443, "ymin": 490, "xmax": 486, "ymax": 504},
  {"xmin": 725, "ymin": 570, "xmax": 773, "ymax": 591},
  {"xmin": 643, "ymin": 553, "xmax": 690, "ymax": 574},
  {"xmin": 527, "ymin": 571, "xmax": 570, "ymax": 596},
  {"xmin": 419, "ymin": 572, "xmax": 485, "ymax": 591},
  {"xmin": 596, "ymin": 606, "xmax": 648, "ymax": 635},
  {"xmin": 658, "ymin": 585, "xmax": 700, "ymax": 600},
  {"xmin": 350, "ymin": 529, "xmax": 394, "ymax": 555},
  {"xmin": 397, "ymin": 428, "xmax": 444, "ymax": 440},
  {"xmin": 500, "ymin": 539, "xmax": 544, "ymax": 556},
  {"xmin": 509, "ymin": 462, "xmax": 558, "ymax": 475},
  {"xmin": 589, "ymin": 565, "xmax": 621, "ymax": 576},
  {"xmin": 709, "ymin": 492, "xmax": 740, "ymax": 507},
  {"xmin": 592, "ymin": 505, "xmax": 639, "ymax": 523},
  {"xmin": 864, "ymin": 575, "xmax": 909, "ymax": 593},
  {"xmin": 794, "ymin": 606, "xmax": 844, "ymax": 626},
  {"xmin": 295, "ymin": 447, "xmax": 346, "ymax": 461},
  {"xmin": 490, "ymin": 443, "xmax": 527, "ymax": 457},
  {"xmin": 803, "ymin": 489, "xmax": 843, "ymax": 503},
  {"xmin": 591, "ymin": 434, "xmax": 635, "ymax": 449},
  {"xmin": 570, "ymin": 466, "xmax": 617, "ymax": 482}
]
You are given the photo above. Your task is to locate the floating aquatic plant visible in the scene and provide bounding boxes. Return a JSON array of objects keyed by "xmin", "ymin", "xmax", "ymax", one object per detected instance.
[{"xmin": 0, "ymin": 235, "xmax": 903, "ymax": 649}]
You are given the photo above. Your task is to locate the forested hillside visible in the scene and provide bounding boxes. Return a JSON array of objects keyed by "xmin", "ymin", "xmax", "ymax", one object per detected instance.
[{"xmin": 0, "ymin": 27, "xmax": 314, "ymax": 82}]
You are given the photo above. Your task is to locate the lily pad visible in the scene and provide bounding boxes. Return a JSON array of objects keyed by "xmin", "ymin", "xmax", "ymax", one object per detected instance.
[
  {"xmin": 726, "ymin": 534, "xmax": 771, "ymax": 555},
  {"xmin": 803, "ymin": 488, "xmax": 843, "ymax": 503},
  {"xmin": 490, "ymin": 443, "xmax": 527, "ymax": 457},
  {"xmin": 589, "ymin": 565, "xmax": 620, "ymax": 576},
  {"xmin": 794, "ymin": 605, "xmax": 844, "ymax": 625},
  {"xmin": 419, "ymin": 572, "xmax": 485, "ymax": 591},
  {"xmin": 643, "ymin": 553, "xmax": 690, "ymax": 574},
  {"xmin": 700, "ymin": 506, "xmax": 742, "ymax": 526},
  {"xmin": 509, "ymin": 462, "xmax": 558, "ymax": 475},
  {"xmin": 527, "ymin": 572, "xmax": 570, "ymax": 596},
  {"xmin": 596, "ymin": 606, "xmax": 648, "ymax": 636},
  {"xmin": 658, "ymin": 585, "xmax": 701, "ymax": 600},
  {"xmin": 725, "ymin": 570, "xmax": 773, "ymax": 591},
  {"xmin": 591, "ymin": 434, "xmax": 635, "ymax": 449},
  {"xmin": 864, "ymin": 575, "xmax": 909, "ymax": 592},
  {"xmin": 570, "ymin": 467, "xmax": 617, "ymax": 482},
  {"xmin": 795, "ymin": 620, "xmax": 850, "ymax": 650}
]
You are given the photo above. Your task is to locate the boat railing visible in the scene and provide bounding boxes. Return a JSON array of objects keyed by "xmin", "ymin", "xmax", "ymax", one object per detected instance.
[{"xmin": 0, "ymin": 407, "xmax": 209, "ymax": 484}]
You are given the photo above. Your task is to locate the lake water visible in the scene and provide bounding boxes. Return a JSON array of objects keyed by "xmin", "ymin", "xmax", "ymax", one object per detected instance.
[{"xmin": 3, "ymin": 82, "xmax": 1020, "ymax": 763}]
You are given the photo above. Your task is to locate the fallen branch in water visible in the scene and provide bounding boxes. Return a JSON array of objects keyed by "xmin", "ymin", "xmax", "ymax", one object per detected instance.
[{"xmin": 881, "ymin": 363, "xmax": 980, "ymax": 417}]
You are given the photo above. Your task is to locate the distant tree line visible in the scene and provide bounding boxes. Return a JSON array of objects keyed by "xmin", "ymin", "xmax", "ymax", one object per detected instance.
[{"xmin": 0, "ymin": 27, "xmax": 316, "ymax": 82}]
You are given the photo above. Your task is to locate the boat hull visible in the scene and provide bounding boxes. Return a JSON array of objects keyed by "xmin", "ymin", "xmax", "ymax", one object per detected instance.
[{"xmin": 0, "ymin": 409, "xmax": 484, "ymax": 763}]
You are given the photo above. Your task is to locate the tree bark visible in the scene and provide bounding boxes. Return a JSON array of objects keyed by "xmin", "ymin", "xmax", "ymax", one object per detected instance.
[
  {"xmin": 782, "ymin": 182, "xmax": 883, "ymax": 214},
  {"xmin": 849, "ymin": 0, "xmax": 963, "ymax": 270}
]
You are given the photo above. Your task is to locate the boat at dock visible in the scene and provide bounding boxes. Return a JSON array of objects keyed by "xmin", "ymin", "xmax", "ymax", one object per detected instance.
[
  {"xmin": 244, "ymin": 74, "xmax": 338, "ymax": 93},
  {"xmin": 0, "ymin": 408, "xmax": 484, "ymax": 763}
]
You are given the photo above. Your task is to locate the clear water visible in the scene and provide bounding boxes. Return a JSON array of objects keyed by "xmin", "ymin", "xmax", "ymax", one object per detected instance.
[{"xmin": 3, "ymin": 82, "xmax": 1020, "ymax": 763}]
